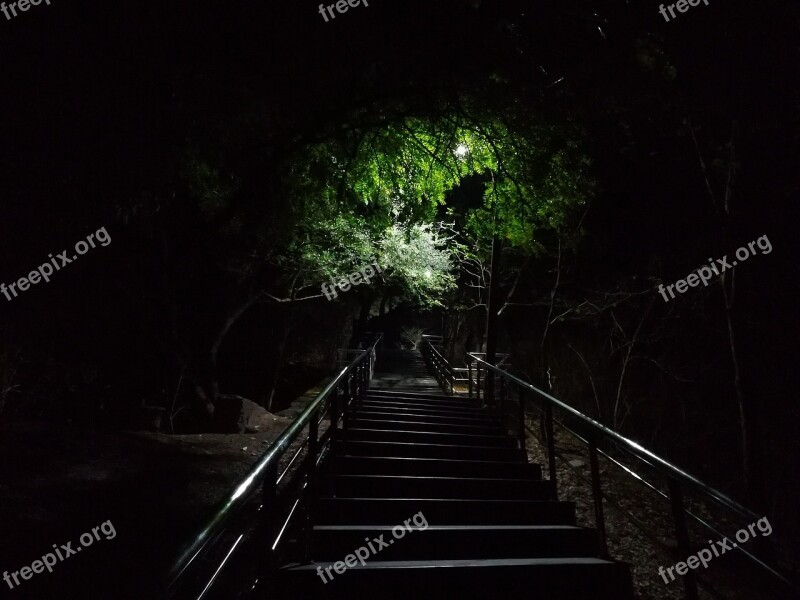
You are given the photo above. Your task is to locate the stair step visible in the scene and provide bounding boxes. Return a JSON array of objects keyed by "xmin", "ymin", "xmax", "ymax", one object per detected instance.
[
  {"xmin": 327, "ymin": 456, "xmax": 542, "ymax": 479},
  {"xmin": 362, "ymin": 398, "xmax": 480, "ymax": 411},
  {"xmin": 275, "ymin": 350, "xmax": 633, "ymax": 600},
  {"xmin": 311, "ymin": 525, "xmax": 601, "ymax": 560},
  {"xmin": 368, "ymin": 390, "xmax": 470, "ymax": 402},
  {"xmin": 358, "ymin": 402, "xmax": 487, "ymax": 418},
  {"xmin": 316, "ymin": 498, "xmax": 573, "ymax": 525},
  {"xmin": 335, "ymin": 440, "xmax": 526, "ymax": 461},
  {"xmin": 281, "ymin": 557, "xmax": 634, "ymax": 600},
  {"xmin": 346, "ymin": 418, "xmax": 504, "ymax": 436},
  {"xmin": 326, "ymin": 474, "xmax": 550, "ymax": 500},
  {"xmin": 364, "ymin": 392, "xmax": 478, "ymax": 404},
  {"xmin": 346, "ymin": 409, "xmax": 499, "ymax": 426},
  {"xmin": 340, "ymin": 428, "xmax": 517, "ymax": 448}
]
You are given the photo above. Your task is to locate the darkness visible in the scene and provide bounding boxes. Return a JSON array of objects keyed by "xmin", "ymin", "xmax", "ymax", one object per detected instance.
[{"xmin": 0, "ymin": 0, "xmax": 798, "ymax": 598}]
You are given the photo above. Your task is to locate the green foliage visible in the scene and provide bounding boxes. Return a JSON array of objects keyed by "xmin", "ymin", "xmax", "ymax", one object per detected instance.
[
  {"xmin": 290, "ymin": 213, "xmax": 376, "ymax": 279},
  {"xmin": 400, "ymin": 326, "xmax": 426, "ymax": 349},
  {"xmin": 378, "ymin": 223, "xmax": 457, "ymax": 307},
  {"xmin": 181, "ymin": 101, "xmax": 595, "ymax": 306},
  {"xmin": 182, "ymin": 155, "xmax": 241, "ymax": 219},
  {"xmin": 460, "ymin": 119, "xmax": 593, "ymax": 255}
]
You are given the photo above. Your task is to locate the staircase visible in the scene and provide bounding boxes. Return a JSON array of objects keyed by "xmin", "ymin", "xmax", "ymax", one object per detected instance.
[{"xmin": 280, "ymin": 349, "xmax": 635, "ymax": 599}]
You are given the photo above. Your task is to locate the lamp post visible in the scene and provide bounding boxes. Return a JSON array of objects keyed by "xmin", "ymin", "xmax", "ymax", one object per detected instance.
[
  {"xmin": 454, "ymin": 141, "xmax": 501, "ymax": 404},
  {"xmin": 484, "ymin": 172, "xmax": 501, "ymax": 405}
]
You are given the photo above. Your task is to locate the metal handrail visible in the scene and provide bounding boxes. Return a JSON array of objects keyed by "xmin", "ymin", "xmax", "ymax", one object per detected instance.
[
  {"xmin": 420, "ymin": 337, "xmax": 454, "ymax": 394},
  {"xmin": 469, "ymin": 355, "xmax": 757, "ymax": 519},
  {"xmin": 547, "ymin": 418, "xmax": 788, "ymax": 596},
  {"xmin": 164, "ymin": 334, "xmax": 382, "ymax": 599},
  {"xmin": 468, "ymin": 353, "xmax": 797, "ymax": 599}
]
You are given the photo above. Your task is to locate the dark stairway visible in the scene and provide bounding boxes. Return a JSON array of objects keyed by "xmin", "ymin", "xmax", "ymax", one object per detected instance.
[{"xmin": 280, "ymin": 349, "xmax": 634, "ymax": 599}]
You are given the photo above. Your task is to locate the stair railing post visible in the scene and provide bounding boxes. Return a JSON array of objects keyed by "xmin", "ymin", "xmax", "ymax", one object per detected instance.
[
  {"xmin": 485, "ymin": 369, "xmax": 495, "ymax": 412},
  {"xmin": 476, "ymin": 363, "xmax": 482, "ymax": 405},
  {"xmin": 356, "ymin": 367, "xmax": 361, "ymax": 407},
  {"xmin": 353, "ymin": 364, "xmax": 360, "ymax": 407},
  {"xmin": 338, "ymin": 381, "xmax": 348, "ymax": 442},
  {"xmin": 588, "ymin": 432, "xmax": 609, "ymax": 557},
  {"xmin": 358, "ymin": 362, "xmax": 365, "ymax": 406},
  {"xmin": 304, "ymin": 408, "xmax": 320, "ymax": 561},
  {"xmin": 448, "ymin": 362, "xmax": 454, "ymax": 395},
  {"xmin": 350, "ymin": 369, "xmax": 357, "ymax": 415},
  {"xmin": 545, "ymin": 402, "xmax": 557, "ymax": 499},
  {"xmin": 260, "ymin": 461, "xmax": 279, "ymax": 577},
  {"xmin": 332, "ymin": 379, "xmax": 342, "ymax": 430},
  {"xmin": 499, "ymin": 375, "xmax": 507, "ymax": 419},
  {"xmin": 668, "ymin": 478, "xmax": 699, "ymax": 600},
  {"xmin": 518, "ymin": 388, "xmax": 526, "ymax": 451},
  {"xmin": 468, "ymin": 360, "xmax": 473, "ymax": 398},
  {"xmin": 354, "ymin": 366, "xmax": 361, "ymax": 410},
  {"xmin": 344, "ymin": 369, "xmax": 353, "ymax": 420}
]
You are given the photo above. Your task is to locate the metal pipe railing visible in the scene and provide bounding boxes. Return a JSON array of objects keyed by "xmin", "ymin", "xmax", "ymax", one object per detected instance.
[
  {"xmin": 420, "ymin": 336, "xmax": 454, "ymax": 394},
  {"xmin": 467, "ymin": 353, "xmax": 797, "ymax": 599},
  {"xmin": 523, "ymin": 396, "xmax": 791, "ymax": 598},
  {"xmin": 164, "ymin": 334, "xmax": 382, "ymax": 599}
]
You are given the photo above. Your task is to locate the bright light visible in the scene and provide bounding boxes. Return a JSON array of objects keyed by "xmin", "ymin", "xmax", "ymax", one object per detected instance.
[
  {"xmin": 424, "ymin": 269, "xmax": 432, "ymax": 279},
  {"xmin": 454, "ymin": 144, "xmax": 469, "ymax": 158}
]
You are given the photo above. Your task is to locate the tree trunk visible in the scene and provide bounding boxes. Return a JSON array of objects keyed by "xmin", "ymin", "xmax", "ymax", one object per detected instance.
[
  {"xmin": 351, "ymin": 294, "xmax": 373, "ymax": 347},
  {"xmin": 722, "ymin": 279, "xmax": 758, "ymax": 503},
  {"xmin": 688, "ymin": 118, "xmax": 757, "ymax": 501},
  {"xmin": 540, "ymin": 239, "xmax": 562, "ymax": 389},
  {"xmin": 157, "ymin": 217, "xmax": 191, "ymax": 414},
  {"xmin": 484, "ymin": 234, "xmax": 502, "ymax": 404},
  {"xmin": 202, "ymin": 293, "xmax": 262, "ymax": 410},
  {"xmin": 266, "ymin": 309, "xmax": 294, "ymax": 412},
  {"xmin": 379, "ymin": 294, "xmax": 389, "ymax": 316}
]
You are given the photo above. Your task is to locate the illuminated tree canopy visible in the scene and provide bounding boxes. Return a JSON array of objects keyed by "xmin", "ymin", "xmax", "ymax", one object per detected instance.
[
  {"xmin": 181, "ymin": 99, "xmax": 595, "ymax": 308},
  {"xmin": 272, "ymin": 107, "xmax": 593, "ymax": 303}
]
